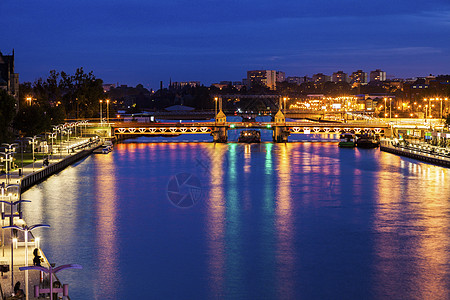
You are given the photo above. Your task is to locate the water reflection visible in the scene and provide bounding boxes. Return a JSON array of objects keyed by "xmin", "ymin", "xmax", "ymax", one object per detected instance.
[
  {"xmin": 275, "ymin": 144, "xmax": 295, "ymax": 298},
  {"xmin": 20, "ymin": 141, "xmax": 450, "ymax": 299},
  {"xmin": 93, "ymin": 152, "xmax": 119, "ymax": 298},
  {"xmin": 373, "ymin": 157, "xmax": 450, "ymax": 299},
  {"xmin": 206, "ymin": 144, "xmax": 226, "ymax": 298}
]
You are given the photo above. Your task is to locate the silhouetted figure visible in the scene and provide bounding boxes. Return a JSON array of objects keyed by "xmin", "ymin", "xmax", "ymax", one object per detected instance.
[
  {"xmin": 14, "ymin": 281, "xmax": 24, "ymax": 297},
  {"xmin": 33, "ymin": 248, "xmax": 42, "ymax": 266}
]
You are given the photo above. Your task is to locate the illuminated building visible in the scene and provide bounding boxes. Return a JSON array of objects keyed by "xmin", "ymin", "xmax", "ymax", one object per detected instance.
[
  {"xmin": 350, "ymin": 70, "xmax": 368, "ymax": 84},
  {"xmin": 332, "ymin": 71, "xmax": 349, "ymax": 83},
  {"xmin": 247, "ymin": 70, "xmax": 277, "ymax": 90},
  {"xmin": 370, "ymin": 69, "xmax": 387, "ymax": 82},
  {"xmin": 312, "ymin": 73, "xmax": 331, "ymax": 83}
]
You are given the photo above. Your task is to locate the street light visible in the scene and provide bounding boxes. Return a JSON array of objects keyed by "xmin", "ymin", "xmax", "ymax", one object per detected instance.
[
  {"xmin": 27, "ymin": 136, "xmax": 40, "ymax": 172},
  {"xmin": 435, "ymin": 97, "xmax": 449, "ymax": 120},
  {"xmin": 384, "ymin": 97, "xmax": 387, "ymax": 119},
  {"xmin": 214, "ymin": 97, "xmax": 218, "ymax": 124},
  {"xmin": 1, "ymin": 144, "xmax": 17, "ymax": 184},
  {"xmin": 283, "ymin": 97, "xmax": 287, "ymax": 126},
  {"xmin": 19, "ymin": 264, "xmax": 82, "ymax": 300},
  {"xmin": 99, "ymin": 100, "xmax": 103, "ymax": 125},
  {"xmin": 0, "ymin": 185, "xmax": 30, "ymax": 293},
  {"xmin": 52, "ymin": 126, "xmax": 62, "ymax": 160},
  {"xmin": 3, "ymin": 224, "xmax": 50, "ymax": 300},
  {"xmin": 106, "ymin": 99, "xmax": 110, "ymax": 124},
  {"xmin": 389, "ymin": 98, "xmax": 392, "ymax": 121},
  {"xmin": 47, "ymin": 132, "xmax": 57, "ymax": 161}
]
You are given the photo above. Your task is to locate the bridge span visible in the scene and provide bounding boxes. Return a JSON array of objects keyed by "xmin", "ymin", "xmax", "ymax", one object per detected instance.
[{"xmin": 110, "ymin": 121, "xmax": 389, "ymax": 142}]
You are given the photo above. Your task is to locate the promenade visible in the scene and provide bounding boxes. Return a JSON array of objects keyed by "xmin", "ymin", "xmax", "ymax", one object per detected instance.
[
  {"xmin": 380, "ymin": 139, "xmax": 450, "ymax": 167},
  {"xmin": 0, "ymin": 137, "xmax": 102, "ymax": 299}
]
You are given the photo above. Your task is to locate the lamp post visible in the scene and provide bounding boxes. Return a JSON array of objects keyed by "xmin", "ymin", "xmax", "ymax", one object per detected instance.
[
  {"xmin": 389, "ymin": 98, "xmax": 392, "ymax": 121},
  {"xmin": 100, "ymin": 100, "xmax": 103, "ymax": 125},
  {"xmin": 384, "ymin": 97, "xmax": 387, "ymax": 120},
  {"xmin": 0, "ymin": 185, "xmax": 30, "ymax": 293},
  {"xmin": 47, "ymin": 132, "xmax": 57, "ymax": 161},
  {"xmin": 283, "ymin": 97, "xmax": 287, "ymax": 126},
  {"xmin": 436, "ymin": 97, "xmax": 448, "ymax": 120},
  {"xmin": 214, "ymin": 97, "xmax": 218, "ymax": 125},
  {"xmin": 27, "ymin": 136, "xmax": 39, "ymax": 172},
  {"xmin": 106, "ymin": 99, "xmax": 110, "ymax": 124},
  {"xmin": 1, "ymin": 144, "xmax": 17, "ymax": 184},
  {"xmin": 19, "ymin": 264, "xmax": 82, "ymax": 300},
  {"xmin": 3, "ymin": 224, "xmax": 50, "ymax": 300}
]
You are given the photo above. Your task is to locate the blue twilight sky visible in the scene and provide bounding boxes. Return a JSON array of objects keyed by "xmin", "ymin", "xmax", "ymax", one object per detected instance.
[{"xmin": 1, "ymin": 0, "xmax": 450, "ymax": 89}]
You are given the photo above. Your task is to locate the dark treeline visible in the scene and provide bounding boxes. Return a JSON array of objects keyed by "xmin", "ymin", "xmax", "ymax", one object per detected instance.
[{"xmin": 13, "ymin": 68, "xmax": 103, "ymax": 137}]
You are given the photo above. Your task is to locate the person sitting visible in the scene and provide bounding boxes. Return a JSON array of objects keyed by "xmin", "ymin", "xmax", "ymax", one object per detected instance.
[{"xmin": 33, "ymin": 248, "xmax": 42, "ymax": 266}]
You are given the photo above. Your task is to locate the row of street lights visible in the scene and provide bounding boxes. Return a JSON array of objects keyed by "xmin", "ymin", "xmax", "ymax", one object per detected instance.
[
  {"xmin": 423, "ymin": 97, "xmax": 448, "ymax": 120},
  {"xmin": 0, "ymin": 121, "xmax": 89, "ymax": 181},
  {"xmin": 1, "ymin": 175, "xmax": 81, "ymax": 300}
]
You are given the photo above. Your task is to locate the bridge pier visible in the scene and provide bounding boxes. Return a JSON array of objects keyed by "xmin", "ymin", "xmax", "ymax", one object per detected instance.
[
  {"xmin": 272, "ymin": 103, "xmax": 290, "ymax": 143},
  {"xmin": 211, "ymin": 126, "xmax": 228, "ymax": 143},
  {"xmin": 273, "ymin": 126, "xmax": 290, "ymax": 143}
]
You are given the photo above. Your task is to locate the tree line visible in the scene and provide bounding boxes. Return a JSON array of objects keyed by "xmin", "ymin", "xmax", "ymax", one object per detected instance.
[{"xmin": 0, "ymin": 68, "xmax": 104, "ymax": 142}]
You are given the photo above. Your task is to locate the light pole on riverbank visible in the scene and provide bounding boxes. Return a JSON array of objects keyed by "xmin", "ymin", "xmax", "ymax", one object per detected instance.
[
  {"xmin": 20, "ymin": 264, "xmax": 82, "ymax": 300},
  {"xmin": 214, "ymin": 97, "xmax": 218, "ymax": 124},
  {"xmin": 0, "ymin": 184, "xmax": 30, "ymax": 293},
  {"xmin": 27, "ymin": 136, "xmax": 40, "ymax": 172},
  {"xmin": 106, "ymin": 99, "xmax": 110, "ymax": 124},
  {"xmin": 100, "ymin": 100, "xmax": 103, "ymax": 125},
  {"xmin": 47, "ymin": 132, "xmax": 57, "ymax": 161},
  {"xmin": 4, "ymin": 224, "xmax": 50, "ymax": 300},
  {"xmin": 1, "ymin": 144, "xmax": 17, "ymax": 185}
]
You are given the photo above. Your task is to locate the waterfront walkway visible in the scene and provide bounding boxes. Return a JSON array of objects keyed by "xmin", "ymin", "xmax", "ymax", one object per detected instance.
[
  {"xmin": 380, "ymin": 139, "xmax": 450, "ymax": 167},
  {"xmin": 0, "ymin": 136, "xmax": 103, "ymax": 299}
]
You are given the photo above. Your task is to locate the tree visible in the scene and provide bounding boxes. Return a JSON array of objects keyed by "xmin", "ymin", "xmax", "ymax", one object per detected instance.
[
  {"xmin": 13, "ymin": 105, "xmax": 50, "ymax": 136},
  {"xmin": 0, "ymin": 90, "xmax": 16, "ymax": 142}
]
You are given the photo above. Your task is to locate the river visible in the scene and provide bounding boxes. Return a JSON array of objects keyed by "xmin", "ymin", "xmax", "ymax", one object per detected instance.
[{"xmin": 22, "ymin": 138, "xmax": 450, "ymax": 299}]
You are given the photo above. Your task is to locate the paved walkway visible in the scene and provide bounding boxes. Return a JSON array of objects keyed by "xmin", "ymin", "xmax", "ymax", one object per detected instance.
[{"xmin": 0, "ymin": 136, "xmax": 103, "ymax": 299}]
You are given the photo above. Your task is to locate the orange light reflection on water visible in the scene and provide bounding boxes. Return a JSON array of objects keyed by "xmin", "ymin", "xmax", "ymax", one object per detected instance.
[
  {"xmin": 373, "ymin": 155, "xmax": 450, "ymax": 299},
  {"xmin": 275, "ymin": 144, "xmax": 295, "ymax": 299},
  {"xmin": 94, "ymin": 152, "xmax": 119, "ymax": 299},
  {"xmin": 206, "ymin": 144, "xmax": 226, "ymax": 298}
]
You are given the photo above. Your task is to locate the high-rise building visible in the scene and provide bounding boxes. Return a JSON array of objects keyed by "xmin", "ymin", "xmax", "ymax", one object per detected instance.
[
  {"xmin": 247, "ymin": 70, "xmax": 277, "ymax": 90},
  {"xmin": 286, "ymin": 76, "xmax": 312, "ymax": 85},
  {"xmin": 0, "ymin": 50, "xmax": 19, "ymax": 104},
  {"xmin": 370, "ymin": 69, "xmax": 386, "ymax": 82},
  {"xmin": 332, "ymin": 71, "xmax": 349, "ymax": 83},
  {"xmin": 350, "ymin": 70, "xmax": 368, "ymax": 84},
  {"xmin": 276, "ymin": 71, "xmax": 286, "ymax": 83},
  {"xmin": 312, "ymin": 73, "xmax": 331, "ymax": 83}
]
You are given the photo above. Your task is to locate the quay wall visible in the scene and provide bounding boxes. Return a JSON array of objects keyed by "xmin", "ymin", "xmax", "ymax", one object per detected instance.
[
  {"xmin": 380, "ymin": 145, "xmax": 450, "ymax": 168},
  {"xmin": 21, "ymin": 144, "xmax": 101, "ymax": 192}
]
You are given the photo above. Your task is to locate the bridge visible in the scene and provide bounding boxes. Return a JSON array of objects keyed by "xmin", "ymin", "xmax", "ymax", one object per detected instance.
[
  {"xmin": 84, "ymin": 97, "xmax": 446, "ymax": 142},
  {"xmin": 111, "ymin": 120, "xmax": 389, "ymax": 143}
]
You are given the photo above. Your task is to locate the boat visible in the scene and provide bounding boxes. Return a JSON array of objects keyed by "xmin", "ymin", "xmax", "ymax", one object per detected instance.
[
  {"xmin": 356, "ymin": 133, "xmax": 380, "ymax": 148},
  {"xmin": 238, "ymin": 130, "xmax": 261, "ymax": 143},
  {"xmin": 338, "ymin": 132, "xmax": 356, "ymax": 148}
]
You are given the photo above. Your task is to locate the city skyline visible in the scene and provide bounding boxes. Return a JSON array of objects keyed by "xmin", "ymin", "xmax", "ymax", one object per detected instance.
[{"xmin": 1, "ymin": 0, "xmax": 449, "ymax": 89}]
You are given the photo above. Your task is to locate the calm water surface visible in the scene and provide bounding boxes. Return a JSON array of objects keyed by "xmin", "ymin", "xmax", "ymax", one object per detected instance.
[{"xmin": 22, "ymin": 140, "xmax": 450, "ymax": 299}]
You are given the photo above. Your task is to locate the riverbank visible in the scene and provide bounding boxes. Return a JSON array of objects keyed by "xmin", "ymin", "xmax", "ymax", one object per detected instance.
[
  {"xmin": 380, "ymin": 139, "xmax": 450, "ymax": 167},
  {"xmin": 1, "ymin": 137, "xmax": 103, "ymax": 191},
  {"xmin": 0, "ymin": 136, "xmax": 103, "ymax": 299}
]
